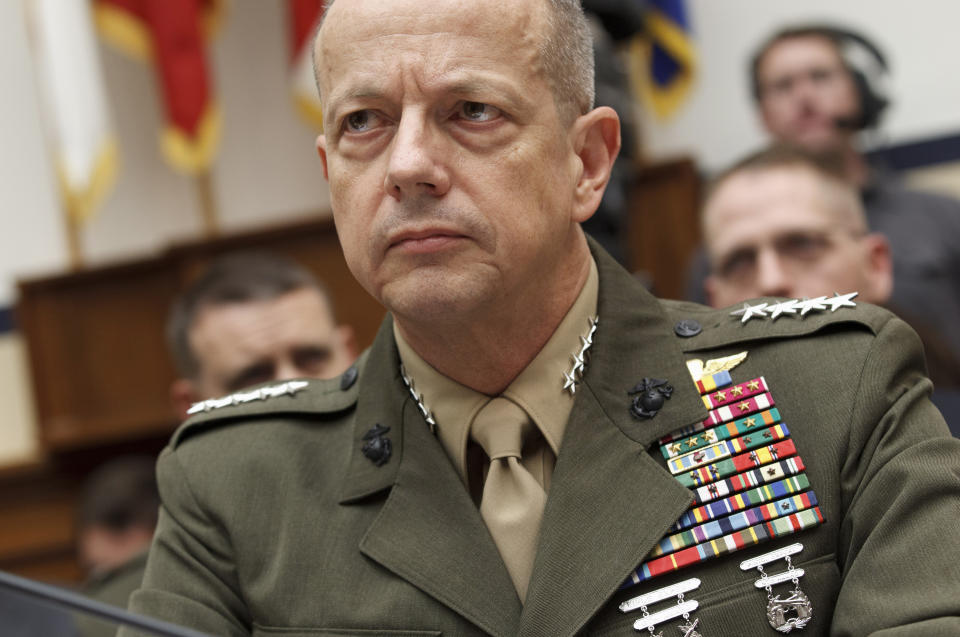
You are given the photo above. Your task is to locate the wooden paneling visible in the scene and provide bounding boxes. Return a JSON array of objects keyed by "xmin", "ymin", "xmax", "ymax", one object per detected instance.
[
  {"xmin": 17, "ymin": 216, "xmax": 385, "ymax": 453},
  {"xmin": 7, "ymin": 217, "xmax": 385, "ymax": 583},
  {"xmin": 627, "ymin": 157, "xmax": 703, "ymax": 300}
]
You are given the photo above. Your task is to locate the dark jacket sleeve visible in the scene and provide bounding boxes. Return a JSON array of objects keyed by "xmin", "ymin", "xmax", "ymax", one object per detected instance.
[
  {"xmin": 121, "ymin": 446, "xmax": 250, "ymax": 637},
  {"xmin": 833, "ymin": 315, "xmax": 960, "ymax": 635}
]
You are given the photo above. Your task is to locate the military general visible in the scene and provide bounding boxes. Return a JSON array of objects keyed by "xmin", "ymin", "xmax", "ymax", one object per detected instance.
[{"xmin": 125, "ymin": 0, "xmax": 960, "ymax": 635}]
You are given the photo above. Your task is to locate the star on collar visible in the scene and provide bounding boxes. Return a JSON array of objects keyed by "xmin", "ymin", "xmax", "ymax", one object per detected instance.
[
  {"xmin": 731, "ymin": 292, "xmax": 858, "ymax": 324},
  {"xmin": 730, "ymin": 302, "xmax": 768, "ymax": 323},
  {"xmin": 825, "ymin": 291, "xmax": 858, "ymax": 311},
  {"xmin": 768, "ymin": 298, "xmax": 800, "ymax": 320},
  {"xmin": 798, "ymin": 296, "xmax": 828, "ymax": 316}
]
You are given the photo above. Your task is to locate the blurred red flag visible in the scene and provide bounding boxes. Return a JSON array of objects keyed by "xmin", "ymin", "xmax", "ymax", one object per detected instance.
[
  {"xmin": 94, "ymin": 0, "xmax": 223, "ymax": 173},
  {"xmin": 287, "ymin": 0, "xmax": 325, "ymax": 130}
]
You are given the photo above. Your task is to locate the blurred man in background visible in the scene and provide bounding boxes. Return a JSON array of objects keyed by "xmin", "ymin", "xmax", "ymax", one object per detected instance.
[
  {"xmin": 749, "ymin": 23, "xmax": 960, "ymax": 368},
  {"xmin": 703, "ymin": 145, "xmax": 960, "ymax": 433},
  {"xmin": 167, "ymin": 253, "xmax": 357, "ymax": 418},
  {"xmin": 703, "ymin": 146, "xmax": 892, "ymax": 308},
  {"xmin": 75, "ymin": 456, "xmax": 159, "ymax": 637}
]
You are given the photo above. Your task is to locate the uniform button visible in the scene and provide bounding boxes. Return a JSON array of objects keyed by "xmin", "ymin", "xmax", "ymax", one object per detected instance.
[
  {"xmin": 340, "ymin": 365, "xmax": 359, "ymax": 390},
  {"xmin": 674, "ymin": 319, "xmax": 702, "ymax": 338}
]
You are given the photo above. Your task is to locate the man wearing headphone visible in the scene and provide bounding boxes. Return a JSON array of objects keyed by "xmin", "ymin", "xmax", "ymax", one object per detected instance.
[{"xmin": 749, "ymin": 24, "xmax": 960, "ymax": 372}]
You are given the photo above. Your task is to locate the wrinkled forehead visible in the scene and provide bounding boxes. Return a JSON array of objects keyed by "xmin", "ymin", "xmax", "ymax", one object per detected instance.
[
  {"xmin": 705, "ymin": 167, "xmax": 838, "ymax": 238},
  {"xmin": 315, "ymin": 0, "xmax": 548, "ymax": 83}
]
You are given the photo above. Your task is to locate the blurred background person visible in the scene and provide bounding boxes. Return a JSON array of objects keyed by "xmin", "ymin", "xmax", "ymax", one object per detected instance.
[
  {"xmin": 689, "ymin": 22, "xmax": 960, "ymax": 367},
  {"xmin": 703, "ymin": 146, "xmax": 891, "ymax": 307},
  {"xmin": 167, "ymin": 253, "xmax": 358, "ymax": 418},
  {"xmin": 750, "ymin": 23, "xmax": 960, "ymax": 361},
  {"xmin": 702, "ymin": 145, "xmax": 960, "ymax": 432},
  {"xmin": 75, "ymin": 456, "xmax": 159, "ymax": 637}
]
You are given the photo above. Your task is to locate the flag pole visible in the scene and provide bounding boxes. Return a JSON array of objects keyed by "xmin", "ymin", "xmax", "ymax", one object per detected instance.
[
  {"xmin": 64, "ymin": 204, "xmax": 84, "ymax": 269},
  {"xmin": 195, "ymin": 169, "xmax": 219, "ymax": 238}
]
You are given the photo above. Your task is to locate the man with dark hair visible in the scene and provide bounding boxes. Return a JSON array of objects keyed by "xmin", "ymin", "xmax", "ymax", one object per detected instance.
[
  {"xmin": 702, "ymin": 145, "xmax": 893, "ymax": 308},
  {"xmin": 702, "ymin": 145, "xmax": 960, "ymax": 433},
  {"xmin": 126, "ymin": 1, "xmax": 960, "ymax": 634},
  {"xmin": 747, "ymin": 23, "xmax": 960, "ymax": 367},
  {"xmin": 75, "ymin": 456, "xmax": 160, "ymax": 637},
  {"xmin": 166, "ymin": 252, "xmax": 357, "ymax": 417}
]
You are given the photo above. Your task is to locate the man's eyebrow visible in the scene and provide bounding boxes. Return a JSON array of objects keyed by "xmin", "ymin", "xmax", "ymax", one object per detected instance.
[
  {"xmin": 324, "ymin": 86, "xmax": 388, "ymax": 121},
  {"xmin": 438, "ymin": 77, "xmax": 527, "ymax": 109}
]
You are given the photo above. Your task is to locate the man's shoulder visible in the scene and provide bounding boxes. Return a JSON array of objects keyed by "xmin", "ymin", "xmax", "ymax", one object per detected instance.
[
  {"xmin": 169, "ymin": 352, "xmax": 369, "ymax": 450},
  {"xmin": 656, "ymin": 294, "xmax": 896, "ymax": 353}
]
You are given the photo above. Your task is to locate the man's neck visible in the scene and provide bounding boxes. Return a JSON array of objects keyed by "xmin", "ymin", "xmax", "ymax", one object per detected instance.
[
  {"xmin": 840, "ymin": 143, "xmax": 870, "ymax": 188},
  {"xmin": 395, "ymin": 241, "xmax": 593, "ymax": 396}
]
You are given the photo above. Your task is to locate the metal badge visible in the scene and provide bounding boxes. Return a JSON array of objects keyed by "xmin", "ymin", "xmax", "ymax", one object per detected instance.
[
  {"xmin": 361, "ymin": 424, "xmax": 392, "ymax": 466},
  {"xmin": 731, "ymin": 292, "xmax": 858, "ymax": 324},
  {"xmin": 621, "ymin": 578, "xmax": 704, "ymax": 635},
  {"xmin": 740, "ymin": 543, "xmax": 813, "ymax": 633},
  {"xmin": 628, "ymin": 378, "xmax": 673, "ymax": 420},
  {"xmin": 563, "ymin": 316, "xmax": 599, "ymax": 395}
]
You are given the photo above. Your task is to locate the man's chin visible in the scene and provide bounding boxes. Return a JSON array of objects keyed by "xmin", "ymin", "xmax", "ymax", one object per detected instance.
[{"xmin": 381, "ymin": 269, "xmax": 494, "ymax": 326}]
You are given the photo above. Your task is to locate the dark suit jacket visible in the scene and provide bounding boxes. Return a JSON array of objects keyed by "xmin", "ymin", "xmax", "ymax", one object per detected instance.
[{"xmin": 126, "ymin": 246, "xmax": 960, "ymax": 636}]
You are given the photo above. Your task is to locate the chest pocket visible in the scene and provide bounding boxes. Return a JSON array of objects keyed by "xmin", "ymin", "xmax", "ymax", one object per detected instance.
[{"xmin": 584, "ymin": 553, "xmax": 839, "ymax": 636}]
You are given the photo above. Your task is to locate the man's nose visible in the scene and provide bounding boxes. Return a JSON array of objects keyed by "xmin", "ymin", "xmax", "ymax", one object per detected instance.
[
  {"xmin": 755, "ymin": 248, "xmax": 793, "ymax": 299},
  {"xmin": 384, "ymin": 114, "xmax": 451, "ymax": 200}
]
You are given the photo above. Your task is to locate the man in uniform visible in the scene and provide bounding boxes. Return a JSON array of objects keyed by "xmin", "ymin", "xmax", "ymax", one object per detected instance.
[
  {"xmin": 690, "ymin": 24, "xmax": 960, "ymax": 368},
  {"xmin": 166, "ymin": 252, "xmax": 357, "ymax": 418},
  {"xmin": 126, "ymin": 1, "xmax": 960, "ymax": 635}
]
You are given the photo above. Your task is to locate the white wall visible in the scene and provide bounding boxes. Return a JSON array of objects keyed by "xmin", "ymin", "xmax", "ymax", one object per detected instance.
[{"xmin": 641, "ymin": 0, "xmax": 960, "ymax": 172}]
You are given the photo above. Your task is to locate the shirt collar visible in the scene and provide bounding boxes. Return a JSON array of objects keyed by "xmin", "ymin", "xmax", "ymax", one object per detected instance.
[{"xmin": 394, "ymin": 257, "xmax": 600, "ymax": 482}]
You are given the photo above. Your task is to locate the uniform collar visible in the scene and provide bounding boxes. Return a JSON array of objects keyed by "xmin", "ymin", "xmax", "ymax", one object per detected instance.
[{"xmin": 394, "ymin": 258, "xmax": 600, "ymax": 483}]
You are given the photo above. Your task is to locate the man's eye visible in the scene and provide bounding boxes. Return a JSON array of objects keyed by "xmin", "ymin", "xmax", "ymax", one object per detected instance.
[
  {"xmin": 345, "ymin": 110, "xmax": 380, "ymax": 132},
  {"xmin": 718, "ymin": 249, "xmax": 756, "ymax": 281},
  {"xmin": 458, "ymin": 101, "xmax": 500, "ymax": 122},
  {"xmin": 778, "ymin": 233, "xmax": 829, "ymax": 261}
]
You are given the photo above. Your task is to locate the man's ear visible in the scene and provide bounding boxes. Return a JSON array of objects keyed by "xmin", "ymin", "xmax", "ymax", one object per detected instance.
[
  {"xmin": 863, "ymin": 233, "xmax": 893, "ymax": 304},
  {"xmin": 571, "ymin": 106, "xmax": 621, "ymax": 223},
  {"xmin": 170, "ymin": 379, "xmax": 202, "ymax": 421},
  {"xmin": 316, "ymin": 134, "xmax": 329, "ymax": 181}
]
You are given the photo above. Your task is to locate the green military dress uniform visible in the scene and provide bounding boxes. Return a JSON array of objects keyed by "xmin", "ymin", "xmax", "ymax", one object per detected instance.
[{"xmin": 125, "ymin": 244, "xmax": 960, "ymax": 636}]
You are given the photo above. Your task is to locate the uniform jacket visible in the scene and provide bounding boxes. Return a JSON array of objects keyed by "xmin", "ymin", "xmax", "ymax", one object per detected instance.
[{"xmin": 126, "ymin": 245, "xmax": 960, "ymax": 636}]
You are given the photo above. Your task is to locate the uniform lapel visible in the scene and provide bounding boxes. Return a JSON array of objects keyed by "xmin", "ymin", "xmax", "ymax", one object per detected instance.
[
  {"xmin": 343, "ymin": 318, "xmax": 522, "ymax": 637},
  {"xmin": 518, "ymin": 244, "xmax": 709, "ymax": 636}
]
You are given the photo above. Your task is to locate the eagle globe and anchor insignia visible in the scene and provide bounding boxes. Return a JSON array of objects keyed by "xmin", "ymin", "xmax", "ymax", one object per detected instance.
[{"xmin": 628, "ymin": 378, "xmax": 674, "ymax": 419}]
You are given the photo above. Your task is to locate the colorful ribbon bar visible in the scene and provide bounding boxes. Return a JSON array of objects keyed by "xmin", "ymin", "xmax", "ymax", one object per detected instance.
[
  {"xmin": 674, "ymin": 473, "xmax": 811, "ymax": 531},
  {"xmin": 677, "ymin": 439, "xmax": 797, "ymax": 488},
  {"xmin": 668, "ymin": 440, "xmax": 732, "ymax": 475},
  {"xmin": 621, "ymin": 507, "xmax": 824, "ymax": 587},
  {"xmin": 700, "ymin": 377, "xmax": 769, "ymax": 410},
  {"xmin": 668, "ymin": 424, "xmax": 790, "ymax": 475},
  {"xmin": 659, "ymin": 393, "xmax": 776, "ymax": 444},
  {"xmin": 691, "ymin": 456, "xmax": 806, "ymax": 506},
  {"xmin": 703, "ymin": 392, "xmax": 774, "ymax": 428},
  {"xmin": 695, "ymin": 370, "xmax": 732, "ymax": 394},
  {"xmin": 661, "ymin": 408, "xmax": 782, "ymax": 459},
  {"xmin": 650, "ymin": 491, "xmax": 818, "ymax": 558}
]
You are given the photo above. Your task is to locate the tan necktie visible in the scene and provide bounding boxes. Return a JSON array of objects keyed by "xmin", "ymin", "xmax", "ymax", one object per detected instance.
[{"xmin": 470, "ymin": 397, "xmax": 547, "ymax": 602}]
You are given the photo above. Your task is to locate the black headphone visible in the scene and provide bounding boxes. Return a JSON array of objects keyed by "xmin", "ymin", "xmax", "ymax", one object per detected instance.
[{"xmin": 751, "ymin": 24, "xmax": 891, "ymax": 131}]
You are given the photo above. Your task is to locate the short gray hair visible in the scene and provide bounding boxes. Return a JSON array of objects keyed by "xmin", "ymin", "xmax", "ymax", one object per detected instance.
[{"xmin": 314, "ymin": 0, "xmax": 595, "ymax": 123}]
